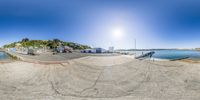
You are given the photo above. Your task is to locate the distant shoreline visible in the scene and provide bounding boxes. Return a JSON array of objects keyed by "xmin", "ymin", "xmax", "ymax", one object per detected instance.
[{"xmin": 116, "ymin": 48, "xmax": 198, "ymax": 51}]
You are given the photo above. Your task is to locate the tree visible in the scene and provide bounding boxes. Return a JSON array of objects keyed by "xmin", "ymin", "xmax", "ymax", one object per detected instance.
[
  {"xmin": 53, "ymin": 39, "xmax": 60, "ymax": 44},
  {"xmin": 22, "ymin": 38, "xmax": 29, "ymax": 42}
]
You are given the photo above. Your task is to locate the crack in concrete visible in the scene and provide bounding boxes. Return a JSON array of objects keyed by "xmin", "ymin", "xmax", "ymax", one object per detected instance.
[
  {"xmin": 79, "ymin": 66, "xmax": 105, "ymax": 95},
  {"xmin": 49, "ymin": 81, "xmax": 62, "ymax": 95},
  {"xmin": 47, "ymin": 66, "xmax": 64, "ymax": 96},
  {"xmin": 127, "ymin": 62, "xmax": 152, "ymax": 94}
]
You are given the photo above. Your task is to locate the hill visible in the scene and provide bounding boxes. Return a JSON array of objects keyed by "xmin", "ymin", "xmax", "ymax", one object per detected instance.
[{"xmin": 3, "ymin": 38, "xmax": 91, "ymax": 50}]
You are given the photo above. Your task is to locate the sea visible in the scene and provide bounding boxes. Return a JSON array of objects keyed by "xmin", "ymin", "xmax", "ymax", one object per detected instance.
[
  {"xmin": 0, "ymin": 52, "xmax": 10, "ymax": 60},
  {"xmin": 124, "ymin": 50, "xmax": 200, "ymax": 60}
]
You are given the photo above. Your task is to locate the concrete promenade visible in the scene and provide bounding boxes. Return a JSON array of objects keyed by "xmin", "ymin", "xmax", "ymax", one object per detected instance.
[{"xmin": 0, "ymin": 54, "xmax": 200, "ymax": 100}]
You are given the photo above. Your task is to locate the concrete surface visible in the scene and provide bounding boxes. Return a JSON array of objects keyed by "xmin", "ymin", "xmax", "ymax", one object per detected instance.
[
  {"xmin": 0, "ymin": 55, "xmax": 200, "ymax": 100},
  {"xmin": 7, "ymin": 52, "xmax": 91, "ymax": 61}
]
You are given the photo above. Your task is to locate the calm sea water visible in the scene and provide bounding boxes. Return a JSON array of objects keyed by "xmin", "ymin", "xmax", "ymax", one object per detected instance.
[
  {"xmin": 0, "ymin": 52, "xmax": 10, "ymax": 60},
  {"xmin": 152, "ymin": 50, "xmax": 200, "ymax": 60},
  {"xmin": 127, "ymin": 50, "xmax": 200, "ymax": 60}
]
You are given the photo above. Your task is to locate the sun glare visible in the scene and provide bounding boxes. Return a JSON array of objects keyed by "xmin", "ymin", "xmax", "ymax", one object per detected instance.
[{"xmin": 112, "ymin": 27, "xmax": 124, "ymax": 39}]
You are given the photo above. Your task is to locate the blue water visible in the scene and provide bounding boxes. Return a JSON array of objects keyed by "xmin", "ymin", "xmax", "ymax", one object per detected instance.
[
  {"xmin": 151, "ymin": 50, "xmax": 200, "ymax": 60},
  {"xmin": 128, "ymin": 50, "xmax": 200, "ymax": 60},
  {"xmin": 0, "ymin": 52, "xmax": 9, "ymax": 60}
]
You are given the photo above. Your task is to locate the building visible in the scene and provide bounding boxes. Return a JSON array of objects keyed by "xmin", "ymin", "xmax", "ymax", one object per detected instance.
[
  {"xmin": 81, "ymin": 48, "xmax": 106, "ymax": 53},
  {"xmin": 108, "ymin": 47, "xmax": 114, "ymax": 53},
  {"xmin": 63, "ymin": 46, "xmax": 73, "ymax": 53},
  {"xmin": 94, "ymin": 48, "xmax": 106, "ymax": 53},
  {"xmin": 57, "ymin": 46, "xmax": 73, "ymax": 53},
  {"xmin": 81, "ymin": 49, "xmax": 94, "ymax": 53}
]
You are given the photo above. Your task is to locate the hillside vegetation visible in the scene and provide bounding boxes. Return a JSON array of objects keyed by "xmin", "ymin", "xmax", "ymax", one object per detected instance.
[{"xmin": 3, "ymin": 38, "xmax": 91, "ymax": 50}]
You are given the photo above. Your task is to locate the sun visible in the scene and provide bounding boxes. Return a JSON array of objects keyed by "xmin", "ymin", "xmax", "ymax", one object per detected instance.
[{"xmin": 111, "ymin": 27, "xmax": 124, "ymax": 39}]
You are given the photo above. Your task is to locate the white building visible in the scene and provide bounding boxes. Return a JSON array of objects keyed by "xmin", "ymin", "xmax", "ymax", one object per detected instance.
[
  {"xmin": 108, "ymin": 47, "xmax": 114, "ymax": 52},
  {"xmin": 82, "ymin": 48, "xmax": 106, "ymax": 53}
]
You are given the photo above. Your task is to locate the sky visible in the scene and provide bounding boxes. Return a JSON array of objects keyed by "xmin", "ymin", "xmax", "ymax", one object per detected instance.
[{"xmin": 0, "ymin": 0, "xmax": 200, "ymax": 49}]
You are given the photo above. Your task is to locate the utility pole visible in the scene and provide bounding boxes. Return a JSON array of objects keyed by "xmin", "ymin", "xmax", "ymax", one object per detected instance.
[
  {"xmin": 134, "ymin": 38, "xmax": 137, "ymax": 58},
  {"xmin": 134, "ymin": 39, "xmax": 136, "ymax": 50}
]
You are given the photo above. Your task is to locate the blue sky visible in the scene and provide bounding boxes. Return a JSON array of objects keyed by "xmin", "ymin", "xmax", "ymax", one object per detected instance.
[{"xmin": 0, "ymin": 0, "xmax": 200, "ymax": 49}]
